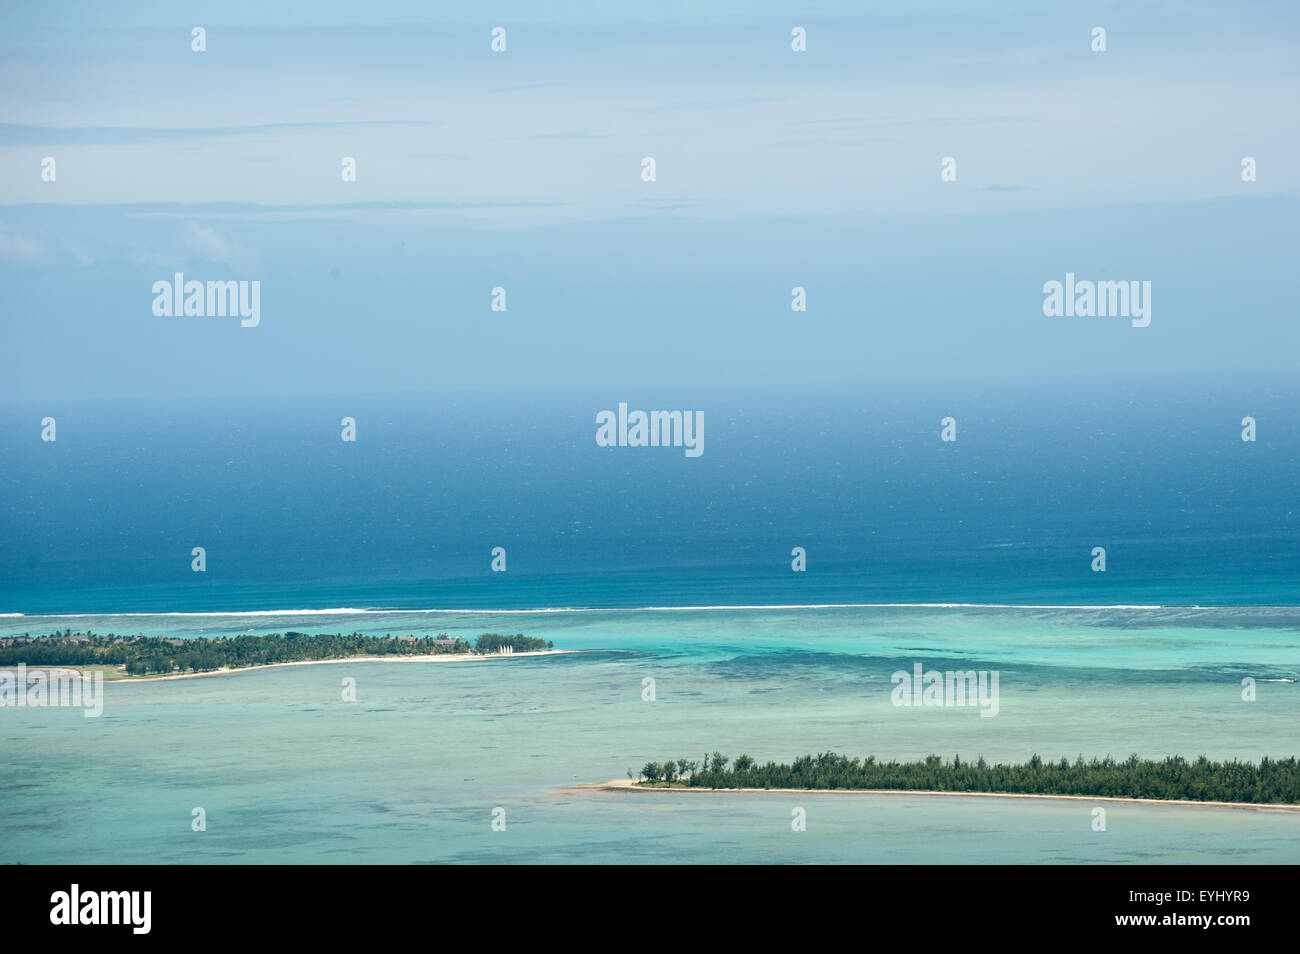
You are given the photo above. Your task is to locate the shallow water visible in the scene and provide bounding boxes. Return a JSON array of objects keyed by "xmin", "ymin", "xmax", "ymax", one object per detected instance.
[{"xmin": 3, "ymin": 606, "xmax": 1297, "ymax": 863}]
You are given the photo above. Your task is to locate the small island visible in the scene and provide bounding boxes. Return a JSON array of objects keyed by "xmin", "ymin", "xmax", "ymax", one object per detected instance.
[
  {"xmin": 590, "ymin": 751, "xmax": 1300, "ymax": 807},
  {"xmin": 0, "ymin": 630, "xmax": 557, "ymax": 680}
]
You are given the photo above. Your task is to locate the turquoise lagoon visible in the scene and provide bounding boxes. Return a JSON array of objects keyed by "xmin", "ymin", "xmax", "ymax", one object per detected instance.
[{"xmin": 2, "ymin": 605, "xmax": 1297, "ymax": 864}]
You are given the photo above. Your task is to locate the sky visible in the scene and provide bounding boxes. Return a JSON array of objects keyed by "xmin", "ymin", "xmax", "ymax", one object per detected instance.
[{"xmin": 1, "ymin": 1, "xmax": 1297, "ymax": 400}]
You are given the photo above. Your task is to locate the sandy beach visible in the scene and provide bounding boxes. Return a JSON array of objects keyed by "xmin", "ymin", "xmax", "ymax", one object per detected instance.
[
  {"xmin": 73, "ymin": 649, "xmax": 577, "ymax": 683},
  {"xmin": 555, "ymin": 777, "xmax": 1300, "ymax": 813}
]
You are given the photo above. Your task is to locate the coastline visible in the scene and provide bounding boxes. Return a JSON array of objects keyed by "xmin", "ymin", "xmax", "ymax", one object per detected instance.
[
  {"xmin": 555, "ymin": 778, "xmax": 1300, "ymax": 813},
  {"xmin": 56, "ymin": 649, "xmax": 577, "ymax": 683}
]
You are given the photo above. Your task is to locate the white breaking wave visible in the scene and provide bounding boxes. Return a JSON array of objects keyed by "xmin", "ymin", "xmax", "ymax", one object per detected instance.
[
  {"xmin": 9, "ymin": 607, "xmax": 379, "ymax": 619},
  {"xmin": 1, "ymin": 603, "xmax": 1211, "ymax": 621}
]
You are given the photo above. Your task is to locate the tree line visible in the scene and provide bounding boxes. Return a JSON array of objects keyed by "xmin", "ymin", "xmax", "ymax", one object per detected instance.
[
  {"xmin": 633, "ymin": 751, "xmax": 1300, "ymax": 804},
  {"xmin": 473, "ymin": 633, "xmax": 554, "ymax": 653},
  {"xmin": 0, "ymin": 631, "xmax": 559, "ymax": 676}
]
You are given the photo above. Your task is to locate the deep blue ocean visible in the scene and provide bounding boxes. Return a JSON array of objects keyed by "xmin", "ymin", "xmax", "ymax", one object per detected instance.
[{"xmin": 2, "ymin": 375, "xmax": 1295, "ymax": 616}]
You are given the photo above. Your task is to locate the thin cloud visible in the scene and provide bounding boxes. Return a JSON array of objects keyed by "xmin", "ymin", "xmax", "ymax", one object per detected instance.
[
  {"xmin": 0, "ymin": 120, "xmax": 440, "ymax": 146},
  {"xmin": 0, "ymin": 225, "xmax": 47, "ymax": 265}
]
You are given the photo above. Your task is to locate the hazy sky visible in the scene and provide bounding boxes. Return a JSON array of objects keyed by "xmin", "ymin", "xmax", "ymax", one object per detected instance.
[{"xmin": 2, "ymin": 1, "xmax": 1297, "ymax": 400}]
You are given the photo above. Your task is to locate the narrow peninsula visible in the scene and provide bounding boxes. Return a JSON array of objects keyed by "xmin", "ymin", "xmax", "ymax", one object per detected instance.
[
  {"xmin": 0, "ymin": 630, "xmax": 560, "ymax": 681},
  {"xmin": 564, "ymin": 751, "xmax": 1300, "ymax": 810}
]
